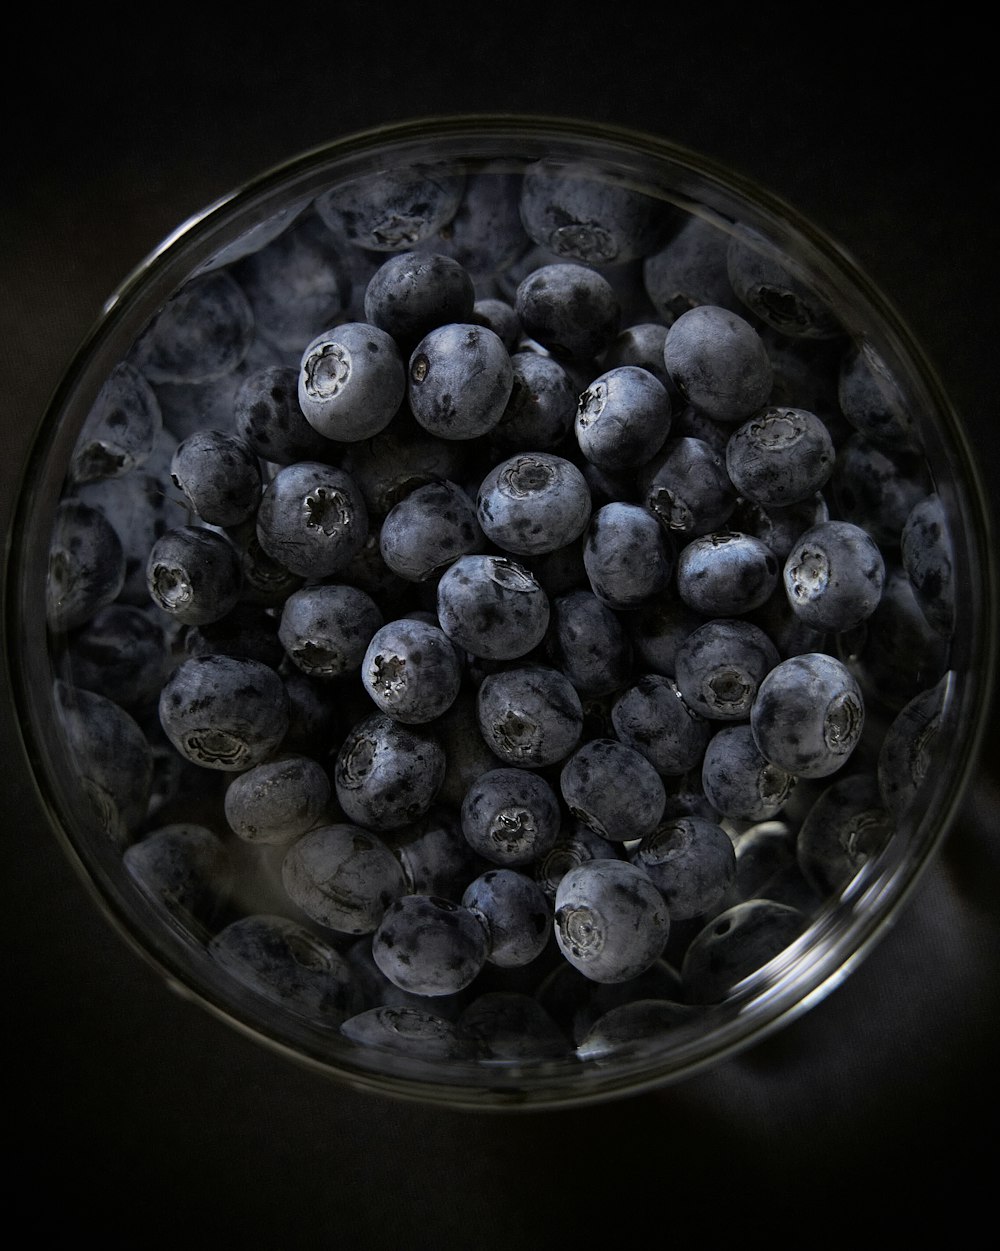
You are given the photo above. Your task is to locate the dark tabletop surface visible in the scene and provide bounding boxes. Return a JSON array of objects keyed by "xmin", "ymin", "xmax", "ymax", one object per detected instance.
[{"xmin": 5, "ymin": 12, "xmax": 998, "ymax": 1247}]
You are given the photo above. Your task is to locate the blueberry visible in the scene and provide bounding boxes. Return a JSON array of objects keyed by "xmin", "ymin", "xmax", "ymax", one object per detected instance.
[
  {"xmin": 298, "ymin": 322, "xmax": 406, "ymax": 443},
  {"xmin": 519, "ymin": 159, "xmax": 670, "ymax": 265},
  {"xmin": 829, "ymin": 432, "xmax": 931, "ymax": 548},
  {"xmin": 662, "ymin": 304, "xmax": 773, "ymax": 423},
  {"xmin": 158, "ymin": 653, "xmax": 289, "ymax": 772},
  {"xmin": 560, "ymin": 738, "xmax": 666, "ymax": 843},
  {"xmin": 534, "ymin": 820, "xmax": 624, "ymax": 900},
  {"xmin": 514, "ymin": 262, "xmax": 621, "ymax": 363},
  {"xmin": 281, "ymin": 822, "xmax": 407, "ymax": 935},
  {"xmin": 67, "ymin": 602, "xmax": 170, "ymax": 711},
  {"xmin": 387, "ymin": 807, "xmax": 482, "ymax": 901},
  {"xmin": 610, "ymin": 674, "xmax": 712, "ymax": 776},
  {"xmin": 725, "ymin": 406, "xmax": 836, "ymax": 507},
  {"xmin": 70, "ymin": 361, "xmax": 162, "ymax": 484},
  {"xmin": 576, "ymin": 998, "xmax": 701, "ymax": 1062},
  {"xmin": 132, "ymin": 270, "xmax": 255, "ymax": 385},
  {"xmin": 626, "ymin": 593, "xmax": 707, "ymax": 676},
  {"xmin": 641, "ymin": 435, "xmax": 737, "ymax": 538},
  {"xmin": 233, "ymin": 365, "xmax": 335, "ymax": 465},
  {"xmin": 340, "ymin": 1004, "xmax": 472, "ymax": 1059},
  {"xmin": 224, "ymin": 517, "xmax": 304, "ymax": 609},
  {"xmin": 46, "ymin": 499, "xmax": 127, "ymax": 632},
  {"xmin": 461, "ymin": 766, "xmax": 562, "ymax": 867},
  {"xmin": 876, "ymin": 672, "xmax": 953, "ymax": 823},
  {"xmin": 795, "ymin": 771, "xmax": 893, "ymax": 896},
  {"xmin": 544, "ymin": 588, "xmax": 632, "ymax": 698},
  {"xmin": 123, "ymin": 822, "xmax": 232, "ymax": 940},
  {"xmin": 378, "ymin": 478, "xmax": 482, "ymax": 583},
  {"xmin": 631, "ymin": 815, "xmax": 736, "ymax": 921},
  {"xmin": 837, "ymin": 339, "xmax": 921, "ymax": 453},
  {"xmin": 750, "ymin": 652, "xmax": 865, "ymax": 779},
  {"xmin": 233, "ymin": 209, "xmax": 352, "ymax": 353},
  {"xmin": 681, "ymin": 898, "xmax": 807, "ymax": 1003},
  {"xmin": 255, "ymin": 461, "xmax": 368, "ymax": 578},
  {"xmin": 575, "ymin": 365, "xmax": 672, "ymax": 472},
  {"xmin": 553, "ymin": 860, "xmax": 671, "ymax": 984},
  {"xmin": 583, "ymin": 501, "xmax": 674, "ymax": 609},
  {"xmin": 209, "ymin": 913, "xmax": 356, "ymax": 1027},
  {"xmin": 145, "ymin": 525, "xmax": 242, "ymax": 626},
  {"xmin": 334, "ymin": 711, "xmax": 445, "ymax": 832},
  {"xmin": 476, "ymin": 663, "xmax": 584, "ymax": 769},
  {"xmin": 372, "ymin": 894, "xmax": 488, "ymax": 996},
  {"xmin": 600, "ymin": 322, "xmax": 674, "ymax": 390},
  {"xmin": 471, "ymin": 297, "xmax": 522, "ymax": 352},
  {"xmin": 490, "ymin": 350, "xmax": 579, "ymax": 450},
  {"xmin": 783, "ymin": 519, "xmax": 886, "ymax": 632},
  {"xmin": 314, "ymin": 165, "xmax": 465, "ymax": 253},
  {"xmin": 728, "ymin": 491, "xmax": 829, "ymax": 564},
  {"xmin": 408, "ymin": 322, "xmax": 514, "ymax": 440},
  {"xmin": 642, "ymin": 211, "xmax": 740, "ymax": 325},
  {"xmin": 900, "ymin": 492, "xmax": 955, "ymax": 638},
  {"xmin": 458, "ymin": 991, "xmax": 568, "ymax": 1060},
  {"xmin": 341, "ymin": 408, "xmax": 468, "ymax": 516},
  {"xmin": 477, "ymin": 452, "xmax": 591, "ymax": 557},
  {"xmin": 363, "ymin": 251, "xmax": 476, "ymax": 349},
  {"xmin": 420, "ymin": 166, "xmax": 530, "ymax": 278},
  {"xmin": 701, "ymin": 723, "xmax": 797, "ymax": 822},
  {"xmin": 436, "ymin": 554, "xmax": 550, "ymax": 661},
  {"xmin": 169, "ymin": 429, "xmax": 262, "ymax": 527},
  {"xmin": 461, "ymin": 868, "xmax": 553, "ymax": 968},
  {"xmin": 362, "ymin": 617, "xmax": 462, "ymax": 724},
  {"xmin": 224, "ymin": 753, "xmax": 332, "ymax": 846},
  {"xmin": 673, "ymin": 618, "xmax": 780, "ymax": 721},
  {"xmin": 55, "ymin": 679, "xmax": 154, "ymax": 845},
  {"xmin": 726, "ymin": 226, "xmax": 843, "ymax": 340},
  {"xmin": 675, "ymin": 531, "xmax": 779, "ymax": 616}
]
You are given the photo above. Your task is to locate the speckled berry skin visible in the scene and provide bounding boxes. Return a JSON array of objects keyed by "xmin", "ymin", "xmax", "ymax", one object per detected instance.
[
  {"xmin": 362, "ymin": 617, "xmax": 462, "ymax": 724},
  {"xmin": 641, "ymin": 436, "xmax": 737, "ymax": 538},
  {"xmin": 545, "ymin": 589, "xmax": 633, "ymax": 698},
  {"xmin": 407, "ymin": 322, "xmax": 514, "ymax": 440},
  {"xmin": 298, "ymin": 321, "xmax": 405, "ymax": 442},
  {"xmin": 583, "ymin": 501, "xmax": 674, "ymax": 609},
  {"xmin": 681, "ymin": 898, "xmax": 807, "ymax": 1003},
  {"xmin": 372, "ymin": 894, "xmax": 489, "ymax": 996},
  {"xmin": 334, "ymin": 711, "xmax": 445, "ymax": 832},
  {"xmin": 462, "ymin": 868, "xmax": 553, "ymax": 967},
  {"xmin": 750, "ymin": 652, "xmax": 865, "ymax": 780},
  {"xmin": 837, "ymin": 339, "xmax": 921, "ymax": 453},
  {"xmin": 436, "ymin": 554, "xmax": 550, "ymax": 661},
  {"xmin": 146, "ymin": 525, "xmax": 242, "ymax": 627},
  {"xmin": 900, "ymin": 493, "xmax": 955, "ymax": 638},
  {"xmin": 676, "ymin": 531, "xmax": 779, "ymax": 616},
  {"xmin": 124, "ymin": 823, "xmax": 232, "ymax": 938},
  {"xmin": 314, "ymin": 166, "xmax": 465, "ymax": 253},
  {"xmin": 610, "ymin": 674, "xmax": 712, "ymax": 776},
  {"xmin": 234, "ymin": 366, "xmax": 336, "ymax": 466},
  {"xmin": 281, "ymin": 822, "xmax": 407, "ymax": 934},
  {"xmin": 554, "ymin": 859, "xmax": 671, "ymax": 984},
  {"xmin": 158, "ymin": 653, "xmax": 289, "ymax": 773},
  {"xmin": 278, "ymin": 583, "xmax": 383, "ymax": 680},
  {"xmin": 673, "ymin": 618, "xmax": 780, "ymax": 722},
  {"xmin": 726, "ymin": 227, "xmax": 843, "ymax": 341},
  {"xmin": 379, "ymin": 479, "xmax": 482, "ymax": 582},
  {"xmin": 514, "ymin": 262, "xmax": 621, "ymax": 362},
  {"xmin": 461, "ymin": 767, "xmax": 562, "ymax": 867},
  {"xmin": 642, "ymin": 213, "xmax": 740, "ymax": 326},
  {"xmin": 224, "ymin": 754, "xmax": 332, "ymax": 846},
  {"xmin": 70, "ymin": 360, "xmax": 162, "ymax": 485},
  {"xmin": 662, "ymin": 304, "xmax": 773, "ymax": 423},
  {"xmin": 829, "ymin": 432, "xmax": 931, "ymax": 548},
  {"xmin": 783, "ymin": 519, "xmax": 886, "ymax": 632},
  {"xmin": 170, "ymin": 429, "xmax": 262, "ymax": 527},
  {"xmin": 491, "ymin": 350, "xmax": 578, "ymax": 450},
  {"xmin": 725, "ymin": 406, "xmax": 835, "ymax": 508},
  {"xmin": 255, "ymin": 460, "xmax": 368, "ymax": 578},
  {"xmin": 632, "ymin": 815, "xmax": 736, "ymax": 921},
  {"xmin": 477, "ymin": 452, "xmax": 591, "ymax": 557},
  {"xmin": 560, "ymin": 737, "xmax": 666, "ymax": 842},
  {"xmin": 476, "ymin": 664, "xmax": 583, "ymax": 768},
  {"xmin": 363, "ymin": 250, "xmax": 476, "ymax": 348},
  {"xmin": 701, "ymin": 723, "xmax": 797, "ymax": 822},
  {"xmin": 133, "ymin": 270, "xmax": 255, "ymax": 385},
  {"xmin": 575, "ymin": 365, "xmax": 672, "ymax": 472},
  {"xmin": 46, "ymin": 499, "xmax": 127, "ymax": 632}
]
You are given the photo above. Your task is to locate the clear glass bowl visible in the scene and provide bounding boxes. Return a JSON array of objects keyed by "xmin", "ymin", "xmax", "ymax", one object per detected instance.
[{"xmin": 6, "ymin": 115, "xmax": 995, "ymax": 1109}]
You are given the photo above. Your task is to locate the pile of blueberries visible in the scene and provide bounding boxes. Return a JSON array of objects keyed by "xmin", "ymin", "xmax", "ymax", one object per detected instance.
[{"xmin": 45, "ymin": 155, "xmax": 956, "ymax": 1067}]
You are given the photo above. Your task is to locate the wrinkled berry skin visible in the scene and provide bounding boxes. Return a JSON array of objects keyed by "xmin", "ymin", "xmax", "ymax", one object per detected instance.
[
  {"xmin": 784, "ymin": 520, "xmax": 886, "ymax": 633},
  {"xmin": 408, "ymin": 322, "xmax": 513, "ymax": 440},
  {"xmin": 477, "ymin": 452, "xmax": 591, "ymax": 557},
  {"xmin": 334, "ymin": 711, "xmax": 445, "ymax": 831},
  {"xmin": 372, "ymin": 894, "xmax": 489, "ymax": 996},
  {"xmin": 554, "ymin": 860, "xmax": 671, "ymax": 984},
  {"xmin": 362, "ymin": 617, "xmax": 462, "ymax": 724},
  {"xmin": 158, "ymin": 653, "xmax": 289, "ymax": 772},
  {"xmin": 437, "ymin": 554, "xmax": 550, "ymax": 661},
  {"xmin": 462, "ymin": 868, "xmax": 553, "ymax": 967},
  {"xmin": 632, "ymin": 815, "xmax": 737, "ymax": 921},
  {"xmin": 461, "ymin": 767, "xmax": 562, "ymax": 866},
  {"xmin": 560, "ymin": 738, "xmax": 666, "ymax": 843},
  {"xmin": 676, "ymin": 531, "xmax": 779, "ymax": 617},
  {"xmin": 515, "ymin": 262, "xmax": 621, "ymax": 362},
  {"xmin": 278, "ymin": 583, "xmax": 384, "ymax": 680},
  {"xmin": 583, "ymin": 502, "xmax": 673, "ymax": 609},
  {"xmin": 299, "ymin": 322, "xmax": 406, "ymax": 442},
  {"xmin": 146, "ymin": 526, "xmax": 242, "ymax": 627},
  {"xmin": 477, "ymin": 664, "xmax": 584, "ymax": 769},
  {"xmin": 725, "ymin": 406, "xmax": 835, "ymax": 508},
  {"xmin": 662, "ymin": 304, "xmax": 772, "ymax": 423},
  {"xmin": 281, "ymin": 822, "xmax": 407, "ymax": 934},
  {"xmin": 255, "ymin": 461, "xmax": 368, "ymax": 578},
  {"xmin": 750, "ymin": 652, "xmax": 865, "ymax": 779},
  {"xmin": 701, "ymin": 724, "xmax": 797, "ymax": 822}
]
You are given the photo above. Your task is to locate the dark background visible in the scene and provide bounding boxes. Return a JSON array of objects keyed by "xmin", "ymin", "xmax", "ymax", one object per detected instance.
[{"xmin": 5, "ymin": 11, "xmax": 998, "ymax": 1246}]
